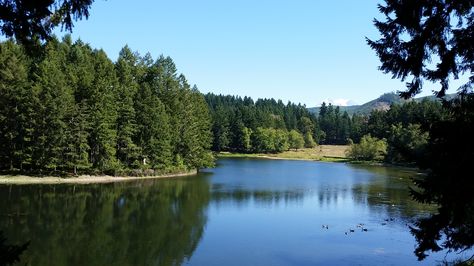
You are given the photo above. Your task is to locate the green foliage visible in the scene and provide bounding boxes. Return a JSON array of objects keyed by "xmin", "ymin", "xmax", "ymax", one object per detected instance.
[
  {"xmin": 179, "ymin": 86, "xmax": 214, "ymax": 169},
  {"xmin": 0, "ymin": 41, "xmax": 32, "ymax": 170},
  {"xmin": 288, "ymin": 130, "xmax": 304, "ymax": 151},
  {"xmin": 211, "ymin": 105, "xmax": 230, "ymax": 152},
  {"xmin": 365, "ymin": 100, "xmax": 447, "ymax": 165},
  {"xmin": 318, "ymin": 103, "xmax": 360, "ymax": 144},
  {"xmin": 240, "ymin": 126, "xmax": 252, "ymax": 152},
  {"xmin": 115, "ymin": 46, "xmax": 140, "ymax": 167},
  {"xmin": 31, "ymin": 39, "xmax": 75, "ymax": 171},
  {"xmin": 299, "ymin": 116, "xmax": 314, "ymax": 135},
  {"xmin": 250, "ymin": 127, "xmax": 290, "ymax": 153},
  {"xmin": 0, "ymin": 0, "xmax": 94, "ymax": 46},
  {"xmin": 205, "ymin": 93, "xmax": 318, "ymax": 153},
  {"xmin": 410, "ymin": 95, "xmax": 474, "ymax": 260},
  {"xmin": 252, "ymin": 127, "xmax": 275, "ymax": 153},
  {"xmin": 274, "ymin": 129, "xmax": 289, "ymax": 152},
  {"xmin": 0, "ymin": 38, "xmax": 214, "ymax": 174},
  {"xmin": 303, "ymin": 132, "xmax": 317, "ymax": 148},
  {"xmin": 87, "ymin": 49, "xmax": 119, "ymax": 172},
  {"xmin": 64, "ymin": 103, "xmax": 91, "ymax": 173},
  {"xmin": 134, "ymin": 84, "xmax": 172, "ymax": 169},
  {"xmin": 386, "ymin": 123, "xmax": 429, "ymax": 164},
  {"xmin": 347, "ymin": 134, "xmax": 387, "ymax": 161},
  {"xmin": 367, "ymin": 1, "xmax": 474, "ymax": 98}
]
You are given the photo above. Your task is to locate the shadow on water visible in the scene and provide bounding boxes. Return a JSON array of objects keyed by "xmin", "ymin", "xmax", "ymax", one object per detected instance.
[{"xmin": 0, "ymin": 177, "xmax": 211, "ymax": 266}]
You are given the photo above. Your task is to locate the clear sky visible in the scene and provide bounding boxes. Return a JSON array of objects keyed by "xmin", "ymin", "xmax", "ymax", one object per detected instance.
[{"xmin": 57, "ymin": 0, "xmax": 445, "ymax": 107}]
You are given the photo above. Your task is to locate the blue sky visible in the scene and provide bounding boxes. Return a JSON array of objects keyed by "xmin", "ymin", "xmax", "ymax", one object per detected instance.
[{"xmin": 57, "ymin": 0, "xmax": 446, "ymax": 107}]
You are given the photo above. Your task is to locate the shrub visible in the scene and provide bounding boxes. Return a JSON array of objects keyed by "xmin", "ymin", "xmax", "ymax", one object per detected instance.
[{"xmin": 347, "ymin": 134, "xmax": 387, "ymax": 161}]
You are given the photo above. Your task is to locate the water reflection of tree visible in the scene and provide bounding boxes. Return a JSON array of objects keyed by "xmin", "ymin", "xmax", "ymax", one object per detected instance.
[
  {"xmin": 211, "ymin": 187, "xmax": 353, "ymax": 209},
  {"xmin": 209, "ymin": 165, "xmax": 436, "ymax": 224},
  {"xmin": 350, "ymin": 165, "xmax": 436, "ymax": 222},
  {"xmin": 0, "ymin": 177, "xmax": 210, "ymax": 266},
  {"xmin": 211, "ymin": 189, "xmax": 305, "ymax": 207}
]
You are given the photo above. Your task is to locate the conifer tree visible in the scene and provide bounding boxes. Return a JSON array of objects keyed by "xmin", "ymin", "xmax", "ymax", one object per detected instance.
[
  {"xmin": 31, "ymin": 38, "xmax": 74, "ymax": 171},
  {"xmin": 134, "ymin": 83, "xmax": 172, "ymax": 169},
  {"xmin": 63, "ymin": 39, "xmax": 95, "ymax": 173},
  {"xmin": 177, "ymin": 82, "xmax": 214, "ymax": 169},
  {"xmin": 0, "ymin": 41, "xmax": 32, "ymax": 170},
  {"xmin": 211, "ymin": 105, "xmax": 230, "ymax": 152},
  {"xmin": 115, "ymin": 46, "xmax": 140, "ymax": 167},
  {"xmin": 88, "ymin": 50, "xmax": 118, "ymax": 171}
]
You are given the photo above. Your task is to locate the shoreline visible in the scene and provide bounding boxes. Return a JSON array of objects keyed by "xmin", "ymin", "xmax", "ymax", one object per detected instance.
[
  {"xmin": 216, "ymin": 152, "xmax": 351, "ymax": 163},
  {"xmin": 217, "ymin": 152, "xmax": 348, "ymax": 162},
  {"xmin": 217, "ymin": 146, "xmax": 350, "ymax": 163},
  {"xmin": 0, "ymin": 170, "xmax": 198, "ymax": 185},
  {"xmin": 217, "ymin": 152, "xmax": 420, "ymax": 171}
]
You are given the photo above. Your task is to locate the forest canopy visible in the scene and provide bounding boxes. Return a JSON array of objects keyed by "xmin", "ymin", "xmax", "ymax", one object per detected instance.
[{"xmin": 0, "ymin": 37, "xmax": 214, "ymax": 175}]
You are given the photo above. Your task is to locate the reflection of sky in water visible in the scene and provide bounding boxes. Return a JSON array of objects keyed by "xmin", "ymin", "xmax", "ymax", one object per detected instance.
[{"xmin": 190, "ymin": 158, "xmax": 467, "ymax": 266}]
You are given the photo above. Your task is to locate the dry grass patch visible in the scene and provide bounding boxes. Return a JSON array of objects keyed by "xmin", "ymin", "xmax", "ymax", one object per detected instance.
[{"xmin": 219, "ymin": 145, "xmax": 350, "ymax": 162}]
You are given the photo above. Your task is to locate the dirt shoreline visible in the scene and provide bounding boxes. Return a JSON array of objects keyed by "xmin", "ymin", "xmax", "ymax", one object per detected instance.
[{"xmin": 0, "ymin": 170, "xmax": 198, "ymax": 185}]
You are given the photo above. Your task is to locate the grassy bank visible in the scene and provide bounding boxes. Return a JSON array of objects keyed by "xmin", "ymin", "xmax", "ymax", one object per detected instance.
[
  {"xmin": 0, "ymin": 170, "xmax": 198, "ymax": 185},
  {"xmin": 218, "ymin": 145, "xmax": 350, "ymax": 162}
]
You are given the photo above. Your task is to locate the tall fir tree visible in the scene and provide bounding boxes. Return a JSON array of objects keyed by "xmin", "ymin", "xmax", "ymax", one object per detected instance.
[
  {"xmin": 134, "ymin": 83, "xmax": 172, "ymax": 169},
  {"xmin": 88, "ymin": 49, "xmax": 118, "ymax": 171},
  {"xmin": 115, "ymin": 46, "xmax": 140, "ymax": 167},
  {"xmin": 0, "ymin": 41, "xmax": 33, "ymax": 170},
  {"xmin": 31, "ymin": 38, "xmax": 75, "ymax": 171}
]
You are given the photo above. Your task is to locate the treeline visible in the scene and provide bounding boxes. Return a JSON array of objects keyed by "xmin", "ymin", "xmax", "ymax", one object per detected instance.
[
  {"xmin": 205, "ymin": 94, "xmax": 318, "ymax": 153},
  {"xmin": 349, "ymin": 99, "xmax": 448, "ymax": 164},
  {"xmin": 317, "ymin": 102, "xmax": 365, "ymax": 144},
  {"xmin": 205, "ymin": 94, "xmax": 369, "ymax": 152},
  {"xmin": 0, "ymin": 37, "xmax": 213, "ymax": 175},
  {"xmin": 206, "ymin": 92, "xmax": 447, "ymax": 165}
]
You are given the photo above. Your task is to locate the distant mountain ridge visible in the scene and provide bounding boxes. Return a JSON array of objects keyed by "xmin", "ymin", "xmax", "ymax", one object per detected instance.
[{"xmin": 308, "ymin": 92, "xmax": 456, "ymax": 116}]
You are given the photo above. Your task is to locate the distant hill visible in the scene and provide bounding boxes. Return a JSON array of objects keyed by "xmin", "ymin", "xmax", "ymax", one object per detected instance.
[{"xmin": 308, "ymin": 92, "xmax": 456, "ymax": 116}]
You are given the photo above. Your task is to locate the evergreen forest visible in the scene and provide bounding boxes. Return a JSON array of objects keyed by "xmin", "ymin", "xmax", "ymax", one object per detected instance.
[{"xmin": 0, "ymin": 37, "xmax": 214, "ymax": 175}]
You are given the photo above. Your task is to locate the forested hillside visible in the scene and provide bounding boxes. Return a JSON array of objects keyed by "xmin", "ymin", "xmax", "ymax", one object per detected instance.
[
  {"xmin": 0, "ymin": 37, "xmax": 213, "ymax": 175},
  {"xmin": 309, "ymin": 92, "xmax": 456, "ymax": 116},
  {"xmin": 308, "ymin": 93, "xmax": 404, "ymax": 115}
]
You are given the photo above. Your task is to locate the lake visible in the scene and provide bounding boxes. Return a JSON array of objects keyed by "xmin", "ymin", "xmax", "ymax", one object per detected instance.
[{"xmin": 0, "ymin": 158, "xmax": 466, "ymax": 265}]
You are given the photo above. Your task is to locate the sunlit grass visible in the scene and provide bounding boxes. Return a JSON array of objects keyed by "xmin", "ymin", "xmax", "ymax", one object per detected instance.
[{"xmin": 218, "ymin": 145, "xmax": 350, "ymax": 162}]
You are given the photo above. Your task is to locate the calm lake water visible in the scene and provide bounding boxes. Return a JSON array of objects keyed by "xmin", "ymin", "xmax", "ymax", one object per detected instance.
[{"xmin": 0, "ymin": 158, "xmax": 467, "ymax": 265}]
